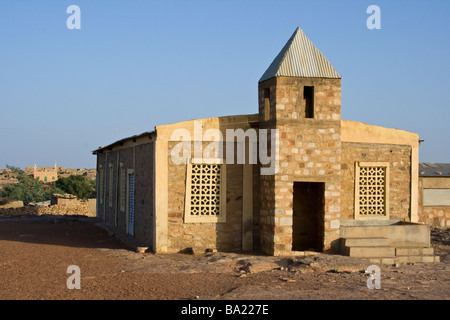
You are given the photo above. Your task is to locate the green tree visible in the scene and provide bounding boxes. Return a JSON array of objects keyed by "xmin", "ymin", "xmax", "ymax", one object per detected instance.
[
  {"xmin": 0, "ymin": 165, "xmax": 50, "ymax": 205},
  {"xmin": 54, "ymin": 175, "xmax": 96, "ymax": 199},
  {"xmin": 5, "ymin": 164, "xmax": 22, "ymax": 173}
]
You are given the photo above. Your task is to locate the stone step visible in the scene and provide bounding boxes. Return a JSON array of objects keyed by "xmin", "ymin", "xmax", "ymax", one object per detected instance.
[
  {"xmin": 343, "ymin": 237, "xmax": 390, "ymax": 248},
  {"xmin": 340, "ymin": 236, "xmax": 439, "ymax": 264},
  {"xmin": 340, "ymin": 226, "xmax": 390, "ymax": 239},
  {"xmin": 367, "ymin": 255, "xmax": 440, "ymax": 265},
  {"xmin": 345, "ymin": 246, "xmax": 396, "ymax": 258},
  {"xmin": 395, "ymin": 247, "xmax": 434, "ymax": 256}
]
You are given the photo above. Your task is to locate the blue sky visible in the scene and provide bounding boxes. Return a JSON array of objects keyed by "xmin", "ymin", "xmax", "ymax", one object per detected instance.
[{"xmin": 0, "ymin": 0, "xmax": 449, "ymax": 169}]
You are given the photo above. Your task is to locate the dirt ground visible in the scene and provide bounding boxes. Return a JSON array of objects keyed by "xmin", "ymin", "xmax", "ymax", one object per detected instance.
[{"xmin": 0, "ymin": 215, "xmax": 449, "ymax": 301}]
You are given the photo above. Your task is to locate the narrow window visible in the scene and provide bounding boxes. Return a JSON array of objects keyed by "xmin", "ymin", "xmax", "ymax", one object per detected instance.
[
  {"xmin": 119, "ymin": 163, "xmax": 126, "ymax": 212},
  {"xmin": 127, "ymin": 170, "xmax": 135, "ymax": 236},
  {"xmin": 264, "ymin": 88, "xmax": 271, "ymax": 121},
  {"xmin": 184, "ymin": 162, "xmax": 226, "ymax": 223},
  {"xmin": 108, "ymin": 164, "xmax": 113, "ymax": 207},
  {"xmin": 304, "ymin": 86, "xmax": 314, "ymax": 118}
]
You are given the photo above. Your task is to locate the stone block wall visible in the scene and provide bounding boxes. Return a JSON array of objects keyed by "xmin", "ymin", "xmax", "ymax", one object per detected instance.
[
  {"xmin": 419, "ymin": 206, "xmax": 450, "ymax": 228},
  {"xmin": 39, "ymin": 200, "xmax": 96, "ymax": 216},
  {"xmin": 258, "ymin": 77, "xmax": 342, "ymax": 255},
  {"xmin": 51, "ymin": 193, "xmax": 77, "ymax": 205},
  {"xmin": 166, "ymin": 141, "xmax": 249, "ymax": 252},
  {"xmin": 252, "ymin": 162, "xmax": 261, "ymax": 251},
  {"xmin": 96, "ymin": 141, "xmax": 155, "ymax": 248},
  {"xmin": 134, "ymin": 143, "xmax": 155, "ymax": 246},
  {"xmin": 341, "ymin": 142, "xmax": 412, "ymax": 221},
  {"xmin": 418, "ymin": 177, "xmax": 450, "ymax": 228},
  {"xmin": 0, "ymin": 199, "xmax": 96, "ymax": 217},
  {"xmin": 259, "ymin": 174, "xmax": 275, "ymax": 254},
  {"xmin": 0, "ymin": 206, "xmax": 41, "ymax": 216},
  {"xmin": 0, "ymin": 200, "xmax": 24, "ymax": 209}
]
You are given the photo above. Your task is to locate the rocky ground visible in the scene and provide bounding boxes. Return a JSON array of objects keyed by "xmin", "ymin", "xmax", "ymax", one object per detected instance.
[{"xmin": 0, "ymin": 215, "xmax": 448, "ymax": 303}]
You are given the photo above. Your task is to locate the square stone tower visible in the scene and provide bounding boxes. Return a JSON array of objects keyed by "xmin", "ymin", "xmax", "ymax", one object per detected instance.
[{"xmin": 258, "ymin": 27, "xmax": 342, "ymax": 255}]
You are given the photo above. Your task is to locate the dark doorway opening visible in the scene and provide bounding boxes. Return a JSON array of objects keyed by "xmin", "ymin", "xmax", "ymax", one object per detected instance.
[{"xmin": 292, "ymin": 182, "xmax": 325, "ymax": 251}]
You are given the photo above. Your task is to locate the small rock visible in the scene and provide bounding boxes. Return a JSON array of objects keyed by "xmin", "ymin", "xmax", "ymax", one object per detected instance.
[
  {"xmin": 136, "ymin": 247, "xmax": 148, "ymax": 254},
  {"xmin": 328, "ymin": 269, "xmax": 339, "ymax": 273},
  {"xmin": 179, "ymin": 247, "xmax": 195, "ymax": 255},
  {"xmin": 304, "ymin": 251, "xmax": 320, "ymax": 256}
]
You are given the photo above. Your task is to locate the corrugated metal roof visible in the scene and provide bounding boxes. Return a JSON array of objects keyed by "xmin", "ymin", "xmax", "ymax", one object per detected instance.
[
  {"xmin": 259, "ymin": 27, "xmax": 341, "ymax": 82},
  {"xmin": 92, "ymin": 131, "xmax": 155, "ymax": 154},
  {"xmin": 419, "ymin": 163, "xmax": 450, "ymax": 177}
]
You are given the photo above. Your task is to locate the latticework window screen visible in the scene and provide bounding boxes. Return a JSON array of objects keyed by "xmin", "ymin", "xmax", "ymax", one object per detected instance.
[
  {"xmin": 184, "ymin": 163, "xmax": 226, "ymax": 223},
  {"xmin": 355, "ymin": 162, "xmax": 389, "ymax": 219}
]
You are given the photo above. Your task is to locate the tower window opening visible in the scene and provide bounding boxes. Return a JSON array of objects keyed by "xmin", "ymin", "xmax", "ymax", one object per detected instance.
[
  {"xmin": 304, "ymin": 86, "xmax": 314, "ymax": 118},
  {"xmin": 264, "ymin": 88, "xmax": 271, "ymax": 121}
]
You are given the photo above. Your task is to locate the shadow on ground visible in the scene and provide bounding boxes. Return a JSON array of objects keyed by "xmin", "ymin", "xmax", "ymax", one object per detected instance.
[{"xmin": 0, "ymin": 215, "xmax": 129, "ymax": 250}]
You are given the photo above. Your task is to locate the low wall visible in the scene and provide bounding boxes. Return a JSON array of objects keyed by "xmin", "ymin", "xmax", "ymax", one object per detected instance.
[
  {"xmin": 339, "ymin": 220, "xmax": 430, "ymax": 247},
  {"xmin": 0, "ymin": 200, "xmax": 24, "ymax": 209},
  {"xmin": 0, "ymin": 199, "xmax": 96, "ymax": 217},
  {"xmin": 418, "ymin": 177, "xmax": 450, "ymax": 228},
  {"xmin": 419, "ymin": 206, "xmax": 450, "ymax": 229}
]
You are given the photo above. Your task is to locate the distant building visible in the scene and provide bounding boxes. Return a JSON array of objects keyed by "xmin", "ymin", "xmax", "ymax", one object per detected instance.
[
  {"xmin": 418, "ymin": 163, "xmax": 450, "ymax": 228},
  {"xmin": 24, "ymin": 165, "xmax": 96, "ymax": 181},
  {"xmin": 33, "ymin": 163, "xmax": 58, "ymax": 183}
]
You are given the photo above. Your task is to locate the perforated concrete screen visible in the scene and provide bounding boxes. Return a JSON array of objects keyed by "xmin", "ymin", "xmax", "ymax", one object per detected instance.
[
  {"xmin": 184, "ymin": 163, "xmax": 226, "ymax": 223},
  {"xmin": 355, "ymin": 162, "xmax": 390, "ymax": 219}
]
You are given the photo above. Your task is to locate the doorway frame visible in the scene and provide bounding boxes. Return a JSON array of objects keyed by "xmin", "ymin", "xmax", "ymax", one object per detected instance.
[{"xmin": 292, "ymin": 181, "xmax": 325, "ymax": 252}]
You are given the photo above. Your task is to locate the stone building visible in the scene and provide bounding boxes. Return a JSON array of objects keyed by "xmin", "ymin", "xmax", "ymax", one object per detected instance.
[
  {"xmin": 93, "ymin": 27, "xmax": 424, "ymax": 256},
  {"xmin": 418, "ymin": 163, "xmax": 450, "ymax": 228},
  {"xmin": 32, "ymin": 163, "xmax": 58, "ymax": 183}
]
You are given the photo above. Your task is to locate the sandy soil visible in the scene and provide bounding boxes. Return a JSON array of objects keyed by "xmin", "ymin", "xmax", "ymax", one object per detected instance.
[{"xmin": 0, "ymin": 215, "xmax": 449, "ymax": 301}]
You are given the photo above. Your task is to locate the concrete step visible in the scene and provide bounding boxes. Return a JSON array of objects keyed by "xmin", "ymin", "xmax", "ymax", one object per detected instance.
[
  {"xmin": 368, "ymin": 255, "xmax": 440, "ymax": 265},
  {"xmin": 395, "ymin": 247, "xmax": 434, "ymax": 256},
  {"xmin": 345, "ymin": 246, "xmax": 396, "ymax": 258},
  {"xmin": 343, "ymin": 237, "xmax": 390, "ymax": 248},
  {"xmin": 340, "ymin": 236, "xmax": 439, "ymax": 264},
  {"xmin": 340, "ymin": 226, "xmax": 389, "ymax": 239}
]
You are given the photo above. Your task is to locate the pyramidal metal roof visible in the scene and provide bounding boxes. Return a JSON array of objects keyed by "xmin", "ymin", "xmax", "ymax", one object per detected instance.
[{"xmin": 259, "ymin": 27, "xmax": 341, "ymax": 82}]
